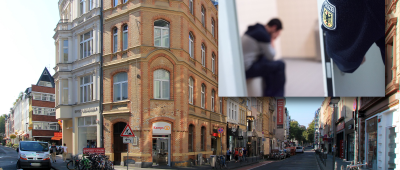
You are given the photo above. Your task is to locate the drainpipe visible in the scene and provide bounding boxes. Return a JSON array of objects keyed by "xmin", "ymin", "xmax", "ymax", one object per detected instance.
[{"xmin": 99, "ymin": 0, "xmax": 104, "ymax": 148}]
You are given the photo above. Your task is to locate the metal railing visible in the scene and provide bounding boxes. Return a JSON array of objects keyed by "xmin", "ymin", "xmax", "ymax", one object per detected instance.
[{"xmin": 315, "ymin": 149, "xmax": 327, "ymax": 166}]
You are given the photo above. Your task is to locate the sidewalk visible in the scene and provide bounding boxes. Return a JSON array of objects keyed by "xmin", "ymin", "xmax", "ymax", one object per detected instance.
[
  {"xmin": 315, "ymin": 153, "xmax": 351, "ymax": 170},
  {"xmin": 51, "ymin": 154, "xmax": 69, "ymax": 170},
  {"xmin": 113, "ymin": 156, "xmax": 267, "ymax": 170}
]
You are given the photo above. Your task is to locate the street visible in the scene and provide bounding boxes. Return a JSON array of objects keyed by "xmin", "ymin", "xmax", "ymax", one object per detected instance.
[
  {"xmin": 0, "ymin": 145, "xmax": 18, "ymax": 170},
  {"xmin": 237, "ymin": 147, "xmax": 319, "ymax": 170}
]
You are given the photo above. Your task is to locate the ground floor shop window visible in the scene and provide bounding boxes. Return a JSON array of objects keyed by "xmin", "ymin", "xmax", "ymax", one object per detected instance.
[
  {"xmin": 347, "ymin": 133, "xmax": 354, "ymax": 162},
  {"xmin": 386, "ymin": 127, "xmax": 396, "ymax": 170},
  {"xmin": 78, "ymin": 116, "xmax": 97, "ymax": 153},
  {"xmin": 366, "ymin": 117, "xmax": 377, "ymax": 170}
]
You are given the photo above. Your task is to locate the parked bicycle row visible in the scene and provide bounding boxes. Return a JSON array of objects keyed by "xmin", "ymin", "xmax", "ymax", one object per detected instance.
[{"xmin": 66, "ymin": 153, "xmax": 114, "ymax": 170}]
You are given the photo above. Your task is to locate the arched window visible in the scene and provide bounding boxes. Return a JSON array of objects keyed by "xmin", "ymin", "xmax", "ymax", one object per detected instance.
[
  {"xmin": 189, "ymin": 0, "xmax": 193, "ymax": 14},
  {"xmin": 211, "ymin": 90, "xmax": 215, "ymax": 112},
  {"xmin": 123, "ymin": 25, "xmax": 128, "ymax": 50},
  {"xmin": 201, "ymin": 84, "xmax": 205, "ymax": 108},
  {"xmin": 154, "ymin": 69, "xmax": 170, "ymax": 99},
  {"xmin": 154, "ymin": 20, "xmax": 170, "ymax": 48},
  {"xmin": 113, "ymin": 72, "xmax": 128, "ymax": 101},
  {"xmin": 211, "ymin": 18, "xmax": 215, "ymax": 37},
  {"xmin": 201, "ymin": 126, "xmax": 206, "ymax": 151},
  {"xmin": 212, "ymin": 52, "xmax": 216, "ymax": 74},
  {"xmin": 188, "ymin": 125, "xmax": 194, "ymax": 152},
  {"xmin": 201, "ymin": 43, "xmax": 206, "ymax": 67},
  {"xmin": 189, "ymin": 32, "xmax": 194, "ymax": 58},
  {"xmin": 189, "ymin": 77, "xmax": 194, "ymax": 104},
  {"xmin": 201, "ymin": 6, "xmax": 205, "ymax": 27},
  {"xmin": 113, "ymin": 28, "xmax": 118, "ymax": 53}
]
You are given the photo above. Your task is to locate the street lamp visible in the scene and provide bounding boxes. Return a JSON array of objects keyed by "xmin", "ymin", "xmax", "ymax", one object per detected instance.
[{"xmin": 329, "ymin": 97, "xmax": 340, "ymax": 170}]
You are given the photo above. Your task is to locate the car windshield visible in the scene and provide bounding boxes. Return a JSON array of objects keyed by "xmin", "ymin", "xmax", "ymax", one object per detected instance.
[
  {"xmin": 296, "ymin": 147, "xmax": 302, "ymax": 149},
  {"xmin": 20, "ymin": 142, "xmax": 49, "ymax": 152}
]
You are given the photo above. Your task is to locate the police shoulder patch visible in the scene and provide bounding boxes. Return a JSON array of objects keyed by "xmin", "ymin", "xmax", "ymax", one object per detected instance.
[{"xmin": 321, "ymin": 0, "xmax": 336, "ymax": 30}]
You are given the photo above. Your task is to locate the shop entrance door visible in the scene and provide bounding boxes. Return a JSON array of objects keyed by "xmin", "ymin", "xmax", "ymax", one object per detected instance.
[
  {"xmin": 152, "ymin": 136, "xmax": 169, "ymax": 166},
  {"xmin": 113, "ymin": 122, "xmax": 127, "ymax": 165}
]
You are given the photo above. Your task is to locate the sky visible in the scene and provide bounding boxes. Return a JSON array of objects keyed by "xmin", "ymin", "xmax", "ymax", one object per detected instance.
[
  {"xmin": 285, "ymin": 97, "xmax": 325, "ymax": 128},
  {"xmin": 0, "ymin": 1, "xmax": 59, "ymax": 115}
]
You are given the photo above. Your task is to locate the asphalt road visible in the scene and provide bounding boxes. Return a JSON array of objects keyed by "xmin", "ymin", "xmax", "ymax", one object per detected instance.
[
  {"xmin": 237, "ymin": 147, "xmax": 319, "ymax": 170},
  {"xmin": 0, "ymin": 145, "xmax": 19, "ymax": 170}
]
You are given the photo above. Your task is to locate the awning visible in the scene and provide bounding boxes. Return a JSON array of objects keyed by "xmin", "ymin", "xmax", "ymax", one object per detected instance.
[{"xmin": 51, "ymin": 137, "xmax": 62, "ymax": 140}]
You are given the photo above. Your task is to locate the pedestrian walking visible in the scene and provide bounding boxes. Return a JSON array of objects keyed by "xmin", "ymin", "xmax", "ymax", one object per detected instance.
[
  {"xmin": 234, "ymin": 148, "xmax": 239, "ymax": 163},
  {"xmin": 243, "ymin": 147, "xmax": 248, "ymax": 162},
  {"xmin": 50, "ymin": 143, "xmax": 57, "ymax": 163},
  {"xmin": 226, "ymin": 148, "xmax": 231, "ymax": 161},
  {"xmin": 62, "ymin": 143, "xmax": 68, "ymax": 162},
  {"xmin": 239, "ymin": 149, "xmax": 243, "ymax": 162}
]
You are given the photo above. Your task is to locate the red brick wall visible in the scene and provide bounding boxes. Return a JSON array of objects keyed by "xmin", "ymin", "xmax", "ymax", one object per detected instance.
[
  {"xmin": 32, "ymin": 85, "xmax": 55, "ymax": 94},
  {"xmin": 32, "ymin": 100, "xmax": 55, "ymax": 108},
  {"xmin": 32, "ymin": 115, "xmax": 58, "ymax": 122},
  {"xmin": 32, "ymin": 130, "xmax": 57, "ymax": 137}
]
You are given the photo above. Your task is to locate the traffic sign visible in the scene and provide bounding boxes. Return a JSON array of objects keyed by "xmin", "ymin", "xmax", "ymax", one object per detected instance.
[
  {"xmin": 123, "ymin": 137, "xmax": 134, "ymax": 144},
  {"xmin": 218, "ymin": 128, "xmax": 224, "ymax": 133},
  {"xmin": 120, "ymin": 124, "xmax": 135, "ymax": 137}
]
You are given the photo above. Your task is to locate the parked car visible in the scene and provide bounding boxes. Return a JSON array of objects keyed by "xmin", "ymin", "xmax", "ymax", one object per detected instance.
[
  {"xmin": 283, "ymin": 149, "xmax": 291, "ymax": 158},
  {"xmin": 17, "ymin": 141, "xmax": 51, "ymax": 170},
  {"xmin": 296, "ymin": 146, "xmax": 304, "ymax": 153}
]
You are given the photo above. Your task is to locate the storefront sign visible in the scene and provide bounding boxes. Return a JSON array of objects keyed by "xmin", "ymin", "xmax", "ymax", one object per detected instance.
[
  {"xmin": 54, "ymin": 132, "xmax": 62, "ymax": 137},
  {"xmin": 152, "ymin": 122, "xmax": 171, "ymax": 135},
  {"xmin": 75, "ymin": 107, "xmax": 98, "ymax": 114},
  {"xmin": 336, "ymin": 122, "xmax": 345, "ymax": 132},
  {"xmin": 83, "ymin": 148, "xmax": 105, "ymax": 154},
  {"xmin": 277, "ymin": 99, "xmax": 284, "ymax": 128}
]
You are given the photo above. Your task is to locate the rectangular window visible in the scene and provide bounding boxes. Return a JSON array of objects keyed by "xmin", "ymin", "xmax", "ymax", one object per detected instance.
[
  {"xmin": 123, "ymin": 26, "xmax": 128, "ymax": 50},
  {"xmin": 212, "ymin": 55, "xmax": 215, "ymax": 73},
  {"xmin": 201, "ymin": 7, "xmax": 205, "ymax": 27},
  {"xmin": 33, "ymin": 122, "xmax": 59, "ymax": 130},
  {"xmin": 220, "ymin": 99, "xmax": 222, "ymax": 114},
  {"xmin": 114, "ymin": 0, "xmax": 118, "ymax": 7},
  {"xmin": 80, "ymin": 75, "xmax": 93, "ymax": 103},
  {"xmin": 62, "ymin": 79, "xmax": 69, "ymax": 104},
  {"xmin": 211, "ymin": 94, "xmax": 214, "ymax": 112},
  {"xmin": 211, "ymin": 19, "xmax": 215, "ymax": 37},
  {"xmin": 33, "ymin": 107, "xmax": 55, "ymax": 116},
  {"xmin": 80, "ymin": 0, "xmax": 85, "ymax": 15},
  {"xmin": 33, "ymin": 93, "xmax": 55, "ymax": 101},
  {"xmin": 63, "ymin": 40, "xmax": 68, "ymax": 62},
  {"xmin": 80, "ymin": 31, "xmax": 93, "ymax": 59},
  {"xmin": 154, "ymin": 27, "xmax": 169, "ymax": 48},
  {"xmin": 78, "ymin": 116, "xmax": 96, "ymax": 126},
  {"xmin": 89, "ymin": 0, "xmax": 93, "ymax": 10},
  {"xmin": 189, "ymin": 0, "xmax": 193, "ymax": 14},
  {"xmin": 113, "ymin": 31, "xmax": 118, "ymax": 53}
]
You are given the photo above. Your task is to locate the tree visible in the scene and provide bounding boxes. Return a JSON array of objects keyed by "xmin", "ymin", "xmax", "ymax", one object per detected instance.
[
  {"xmin": 10, "ymin": 134, "xmax": 16, "ymax": 144},
  {"xmin": 0, "ymin": 114, "xmax": 5, "ymax": 134},
  {"xmin": 306, "ymin": 121, "xmax": 315, "ymax": 144},
  {"xmin": 289, "ymin": 120, "xmax": 305, "ymax": 144}
]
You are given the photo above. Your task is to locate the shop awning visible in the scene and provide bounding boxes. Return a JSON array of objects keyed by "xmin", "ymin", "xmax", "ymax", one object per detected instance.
[{"xmin": 51, "ymin": 137, "xmax": 62, "ymax": 140}]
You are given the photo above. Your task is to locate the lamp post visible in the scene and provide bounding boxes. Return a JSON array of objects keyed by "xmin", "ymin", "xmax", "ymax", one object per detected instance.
[{"xmin": 329, "ymin": 97, "xmax": 340, "ymax": 170}]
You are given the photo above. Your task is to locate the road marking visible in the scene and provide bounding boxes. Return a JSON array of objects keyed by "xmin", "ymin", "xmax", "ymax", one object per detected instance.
[{"xmin": 242, "ymin": 161, "xmax": 273, "ymax": 170}]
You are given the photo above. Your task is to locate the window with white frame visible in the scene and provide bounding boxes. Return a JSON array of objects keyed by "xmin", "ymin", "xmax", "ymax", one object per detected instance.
[
  {"xmin": 189, "ymin": 32, "xmax": 194, "ymax": 58},
  {"xmin": 201, "ymin": 84, "xmax": 205, "ymax": 108},
  {"xmin": 32, "ymin": 93, "xmax": 55, "ymax": 102},
  {"xmin": 201, "ymin": 43, "xmax": 206, "ymax": 67},
  {"xmin": 189, "ymin": 0, "xmax": 193, "ymax": 14},
  {"xmin": 80, "ymin": 0, "xmax": 85, "ymax": 15},
  {"xmin": 212, "ymin": 53, "xmax": 215, "ymax": 74},
  {"xmin": 211, "ymin": 90, "xmax": 215, "ymax": 112},
  {"xmin": 113, "ymin": 72, "xmax": 128, "ymax": 101},
  {"xmin": 231, "ymin": 103, "xmax": 234, "ymax": 120},
  {"xmin": 80, "ymin": 75, "xmax": 93, "ymax": 103},
  {"xmin": 211, "ymin": 18, "xmax": 215, "ymax": 37},
  {"xmin": 123, "ymin": 25, "xmax": 128, "ymax": 50},
  {"xmin": 201, "ymin": 6, "xmax": 205, "ymax": 27},
  {"xmin": 38, "ymin": 81, "xmax": 52, "ymax": 87},
  {"xmin": 154, "ymin": 69, "xmax": 170, "ymax": 99},
  {"xmin": 113, "ymin": 28, "xmax": 118, "ymax": 53},
  {"xmin": 89, "ymin": 0, "xmax": 93, "ymax": 10},
  {"xmin": 114, "ymin": 0, "xmax": 118, "ymax": 7},
  {"xmin": 123, "ymin": 0, "xmax": 128, "ymax": 3},
  {"xmin": 154, "ymin": 20, "xmax": 170, "ymax": 48},
  {"xmin": 80, "ymin": 31, "xmax": 93, "ymax": 59},
  {"xmin": 33, "ymin": 107, "xmax": 56, "ymax": 116},
  {"xmin": 33, "ymin": 122, "xmax": 59, "ymax": 130},
  {"xmin": 63, "ymin": 40, "xmax": 68, "ymax": 62},
  {"xmin": 189, "ymin": 77, "xmax": 194, "ymax": 104},
  {"xmin": 78, "ymin": 116, "xmax": 97, "ymax": 127}
]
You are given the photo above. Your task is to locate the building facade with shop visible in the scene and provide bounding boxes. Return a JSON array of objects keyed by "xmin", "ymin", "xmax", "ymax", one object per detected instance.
[
  {"xmin": 262, "ymin": 97, "xmax": 275, "ymax": 156},
  {"xmin": 54, "ymin": 0, "xmax": 102, "ymax": 155},
  {"xmin": 101, "ymin": 0, "xmax": 219, "ymax": 167},
  {"xmin": 320, "ymin": 97, "xmax": 333, "ymax": 153}
]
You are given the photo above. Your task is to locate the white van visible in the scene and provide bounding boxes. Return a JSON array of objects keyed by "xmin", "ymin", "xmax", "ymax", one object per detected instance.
[{"xmin": 16, "ymin": 141, "xmax": 51, "ymax": 169}]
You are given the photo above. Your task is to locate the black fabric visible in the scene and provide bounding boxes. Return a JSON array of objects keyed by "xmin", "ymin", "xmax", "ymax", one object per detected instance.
[
  {"xmin": 245, "ymin": 56, "xmax": 285, "ymax": 97},
  {"xmin": 321, "ymin": 0, "xmax": 385, "ymax": 73},
  {"xmin": 245, "ymin": 23, "xmax": 271, "ymax": 43}
]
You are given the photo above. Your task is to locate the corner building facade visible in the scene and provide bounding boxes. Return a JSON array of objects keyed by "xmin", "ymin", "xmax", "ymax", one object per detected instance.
[{"xmin": 102, "ymin": 0, "xmax": 220, "ymax": 167}]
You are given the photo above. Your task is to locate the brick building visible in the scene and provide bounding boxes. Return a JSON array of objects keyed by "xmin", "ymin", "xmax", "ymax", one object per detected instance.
[{"xmin": 102, "ymin": 0, "xmax": 219, "ymax": 167}]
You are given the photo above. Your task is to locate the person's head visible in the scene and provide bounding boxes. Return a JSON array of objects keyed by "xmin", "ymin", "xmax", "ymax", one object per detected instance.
[
  {"xmin": 64, "ymin": 143, "xmax": 66, "ymax": 146},
  {"xmin": 52, "ymin": 143, "xmax": 55, "ymax": 146},
  {"xmin": 265, "ymin": 18, "xmax": 283, "ymax": 40}
]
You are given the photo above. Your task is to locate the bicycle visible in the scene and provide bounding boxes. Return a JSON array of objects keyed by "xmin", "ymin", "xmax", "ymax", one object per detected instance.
[
  {"xmin": 215, "ymin": 155, "xmax": 227, "ymax": 169},
  {"xmin": 79, "ymin": 154, "xmax": 93, "ymax": 170},
  {"xmin": 346, "ymin": 162, "xmax": 368, "ymax": 170},
  {"xmin": 66, "ymin": 154, "xmax": 81, "ymax": 170}
]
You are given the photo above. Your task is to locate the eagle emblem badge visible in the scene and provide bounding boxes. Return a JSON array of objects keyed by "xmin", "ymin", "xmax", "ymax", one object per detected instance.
[{"xmin": 322, "ymin": 0, "xmax": 336, "ymax": 30}]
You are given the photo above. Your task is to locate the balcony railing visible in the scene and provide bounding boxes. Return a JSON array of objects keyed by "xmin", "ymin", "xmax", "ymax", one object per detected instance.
[{"xmin": 54, "ymin": 19, "xmax": 70, "ymax": 31}]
